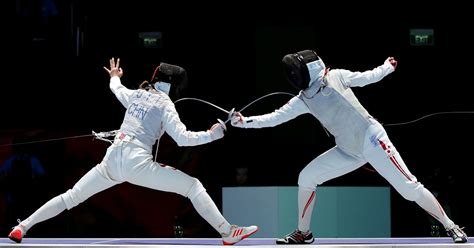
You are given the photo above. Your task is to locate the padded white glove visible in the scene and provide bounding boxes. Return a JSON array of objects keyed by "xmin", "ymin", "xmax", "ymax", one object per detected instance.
[
  {"xmin": 209, "ymin": 119, "xmax": 226, "ymax": 141},
  {"xmin": 231, "ymin": 112, "xmax": 250, "ymax": 128}
]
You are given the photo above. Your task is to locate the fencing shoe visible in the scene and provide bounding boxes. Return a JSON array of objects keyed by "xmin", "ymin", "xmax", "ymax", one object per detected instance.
[
  {"xmin": 446, "ymin": 225, "xmax": 468, "ymax": 243},
  {"xmin": 276, "ymin": 229, "xmax": 314, "ymax": 244},
  {"xmin": 221, "ymin": 224, "xmax": 258, "ymax": 245}
]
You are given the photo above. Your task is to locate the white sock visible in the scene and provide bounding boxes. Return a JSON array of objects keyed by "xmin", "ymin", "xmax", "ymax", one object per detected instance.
[
  {"xmin": 191, "ymin": 191, "xmax": 231, "ymax": 235},
  {"xmin": 415, "ymin": 188, "xmax": 455, "ymax": 229},
  {"xmin": 298, "ymin": 187, "xmax": 316, "ymax": 232},
  {"xmin": 21, "ymin": 195, "xmax": 67, "ymax": 232}
]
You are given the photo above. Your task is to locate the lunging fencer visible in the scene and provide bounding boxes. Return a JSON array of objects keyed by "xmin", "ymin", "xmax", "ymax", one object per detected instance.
[
  {"xmin": 8, "ymin": 58, "xmax": 258, "ymax": 245},
  {"xmin": 231, "ymin": 50, "xmax": 467, "ymax": 244}
]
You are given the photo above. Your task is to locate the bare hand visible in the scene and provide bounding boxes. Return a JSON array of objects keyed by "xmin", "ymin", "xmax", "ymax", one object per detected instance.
[{"xmin": 103, "ymin": 57, "xmax": 124, "ymax": 78}]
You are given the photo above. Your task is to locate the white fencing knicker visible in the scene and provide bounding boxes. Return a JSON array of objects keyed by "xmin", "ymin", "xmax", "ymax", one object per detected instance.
[{"xmin": 61, "ymin": 132, "xmax": 205, "ymax": 209}]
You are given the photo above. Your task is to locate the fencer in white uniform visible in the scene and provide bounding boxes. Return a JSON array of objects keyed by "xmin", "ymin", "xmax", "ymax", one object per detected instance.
[
  {"xmin": 8, "ymin": 58, "xmax": 258, "ymax": 245},
  {"xmin": 231, "ymin": 50, "xmax": 467, "ymax": 244}
]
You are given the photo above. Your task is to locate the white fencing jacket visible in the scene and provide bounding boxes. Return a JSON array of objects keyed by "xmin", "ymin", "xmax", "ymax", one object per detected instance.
[
  {"xmin": 109, "ymin": 76, "xmax": 214, "ymax": 148},
  {"xmin": 239, "ymin": 61, "xmax": 395, "ymax": 157}
]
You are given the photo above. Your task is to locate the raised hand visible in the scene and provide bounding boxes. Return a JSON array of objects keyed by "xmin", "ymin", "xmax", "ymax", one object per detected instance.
[
  {"xmin": 103, "ymin": 57, "xmax": 124, "ymax": 78},
  {"xmin": 385, "ymin": 57, "xmax": 397, "ymax": 70}
]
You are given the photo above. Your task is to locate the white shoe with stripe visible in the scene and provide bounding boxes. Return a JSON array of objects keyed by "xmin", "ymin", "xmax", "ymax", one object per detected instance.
[{"xmin": 221, "ymin": 224, "xmax": 259, "ymax": 245}]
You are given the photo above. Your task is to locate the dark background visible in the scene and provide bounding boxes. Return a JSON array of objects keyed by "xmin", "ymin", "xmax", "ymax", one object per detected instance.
[{"xmin": 1, "ymin": 0, "xmax": 472, "ymax": 240}]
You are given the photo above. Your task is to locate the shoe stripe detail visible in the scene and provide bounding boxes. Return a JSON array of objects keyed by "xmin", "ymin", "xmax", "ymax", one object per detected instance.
[
  {"xmin": 232, "ymin": 228, "xmax": 243, "ymax": 237},
  {"xmin": 223, "ymin": 226, "xmax": 259, "ymax": 245}
]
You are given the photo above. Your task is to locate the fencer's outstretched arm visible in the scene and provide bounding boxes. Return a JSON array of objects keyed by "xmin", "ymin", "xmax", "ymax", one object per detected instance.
[
  {"xmin": 231, "ymin": 96, "xmax": 310, "ymax": 128},
  {"xmin": 163, "ymin": 104, "xmax": 225, "ymax": 146},
  {"xmin": 339, "ymin": 57, "xmax": 397, "ymax": 87},
  {"xmin": 104, "ymin": 58, "xmax": 134, "ymax": 108}
]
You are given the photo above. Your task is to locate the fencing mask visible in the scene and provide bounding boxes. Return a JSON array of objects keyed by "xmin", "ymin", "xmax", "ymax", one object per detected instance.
[
  {"xmin": 282, "ymin": 50, "xmax": 326, "ymax": 90},
  {"xmin": 150, "ymin": 62, "xmax": 188, "ymax": 98}
]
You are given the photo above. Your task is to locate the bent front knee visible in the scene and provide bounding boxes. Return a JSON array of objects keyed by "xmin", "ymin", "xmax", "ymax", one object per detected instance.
[
  {"xmin": 186, "ymin": 178, "xmax": 206, "ymax": 201},
  {"xmin": 298, "ymin": 171, "xmax": 319, "ymax": 190}
]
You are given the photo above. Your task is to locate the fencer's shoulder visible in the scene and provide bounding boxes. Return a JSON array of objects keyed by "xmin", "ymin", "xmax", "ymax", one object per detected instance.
[
  {"xmin": 295, "ymin": 92, "xmax": 309, "ymax": 102},
  {"xmin": 149, "ymin": 91, "xmax": 172, "ymax": 103},
  {"xmin": 289, "ymin": 94, "xmax": 307, "ymax": 106},
  {"xmin": 162, "ymin": 99, "xmax": 178, "ymax": 112}
]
